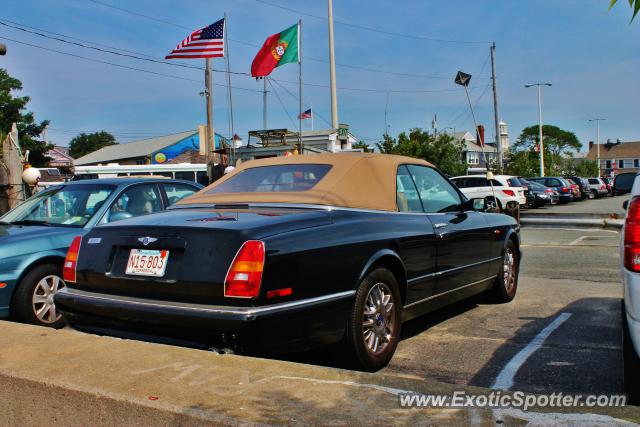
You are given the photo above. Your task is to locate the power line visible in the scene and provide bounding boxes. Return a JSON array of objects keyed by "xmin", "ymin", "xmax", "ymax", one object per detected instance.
[
  {"xmin": 0, "ymin": 19, "xmax": 249, "ymax": 75},
  {"xmin": 0, "ymin": 36, "xmax": 263, "ymax": 92},
  {"xmin": 267, "ymin": 78, "xmax": 297, "ymax": 129},
  {"xmin": 272, "ymin": 76, "xmax": 486, "ymax": 94},
  {"xmin": 270, "ymin": 78, "xmax": 332, "ymax": 128},
  {"xmin": 86, "ymin": 0, "xmax": 189, "ymax": 30},
  {"xmin": 78, "ymin": 2, "xmax": 488, "ymax": 80},
  {"xmin": 253, "ymin": 0, "xmax": 491, "ymax": 44}
]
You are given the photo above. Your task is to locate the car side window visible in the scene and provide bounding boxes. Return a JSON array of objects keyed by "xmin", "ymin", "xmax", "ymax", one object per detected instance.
[
  {"xmin": 107, "ymin": 184, "xmax": 163, "ymax": 223},
  {"xmin": 396, "ymin": 166, "xmax": 423, "ymax": 212},
  {"xmin": 407, "ymin": 165, "xmax": 462, "ymax": 213},
  {"xmin": 490, "ymin": 179, "xmax": 503, "ymax": 187},
  {"xmin": 163, "ymin": 183, "xmax": 198, "ymax": 205},
  {"xmin": 548, "ymin": 178, "xmax": 561, "ymax": 187}
]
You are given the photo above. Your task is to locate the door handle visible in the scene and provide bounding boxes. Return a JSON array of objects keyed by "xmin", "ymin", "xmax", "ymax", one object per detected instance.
[{"xmin": 433, "ymin": 223, "xmax": 448, "ymax": 229}]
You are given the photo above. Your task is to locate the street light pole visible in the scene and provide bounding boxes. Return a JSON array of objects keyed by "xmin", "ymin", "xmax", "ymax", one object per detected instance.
[
  {"xmin": 525, "ymin": 82, "xmax": 552, "ymax": 177},
  {"xmin": 589, "ymin": 118, "xmax": 606, "ymax": 177}
]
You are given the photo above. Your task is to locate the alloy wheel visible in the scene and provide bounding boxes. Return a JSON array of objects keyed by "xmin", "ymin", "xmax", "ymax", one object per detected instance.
[
  {"xmin": 362, "ymin": 282, "xmax": 396, "ymax": 354},
  {"xmin": 32, "ymin": 275, "xmax": 65, "ymax": 324},
  {"xmin": 503, "ymin": 248, "xmax": 516, "ymax": 293}
]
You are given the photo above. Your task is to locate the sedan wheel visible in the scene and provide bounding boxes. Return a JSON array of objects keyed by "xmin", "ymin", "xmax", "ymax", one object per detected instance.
[
  {"xmin": 11, "ymin": 264, "xmax": 67, "ymax": 329},
  {"xmin": 32, "ymin": 275, "xmax": 65, "ymax": 324},
  {"xmin": 488, "ymin": 240, "xmax": 519, "ymax": 303},
  {"xmin": 362, "ymin": 283, "xmax": 396, "ymax": 355},
  {"xmin": 344, "ymin": 267, "xmax": 401, "ymax": 371}
]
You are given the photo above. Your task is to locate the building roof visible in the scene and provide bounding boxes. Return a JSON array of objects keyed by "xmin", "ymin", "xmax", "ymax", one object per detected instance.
[
  {"xmin": 585, "ymin": 141, "xmax": 640, "ymax": 160},
  {"xmin": 47, "ymin": 145, "xmax": 74, "ymax": 167},
  {"xmin": 73, "ymin": 130, "xmax": 199, "ymax": 166},
  {"xmin": 179, "ymin": 152, "xmax": 434, "ymax": 212},
  {"xmin": 451, "ymin": 131, "xmax": 496, "ymax": 152}
]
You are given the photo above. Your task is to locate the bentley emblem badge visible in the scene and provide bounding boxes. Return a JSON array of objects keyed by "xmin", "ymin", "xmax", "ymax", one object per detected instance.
[{"xmin": 138, "ymin": 237, "xmax": 158, "ymax": 246}]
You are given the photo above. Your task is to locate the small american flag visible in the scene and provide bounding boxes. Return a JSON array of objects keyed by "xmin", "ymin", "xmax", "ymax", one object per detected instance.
[
  {"xmin": 298, "ymin": 108, "xmax": 312, "ymax": 119},
  {"xmin": 166, "ymin": 18, "xmax": 225, "ymax": 59}
]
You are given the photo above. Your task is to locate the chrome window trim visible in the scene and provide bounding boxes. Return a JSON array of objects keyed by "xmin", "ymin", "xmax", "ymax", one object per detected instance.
[{"xmin": 57, "ymin": 287, "xmax": 355, "ymax": 316}]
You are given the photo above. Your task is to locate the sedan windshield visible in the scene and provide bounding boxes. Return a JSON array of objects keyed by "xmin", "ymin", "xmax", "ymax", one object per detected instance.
[{"xmin": 1, "ymin": 184, "xmax": 115, "ymax": 227}]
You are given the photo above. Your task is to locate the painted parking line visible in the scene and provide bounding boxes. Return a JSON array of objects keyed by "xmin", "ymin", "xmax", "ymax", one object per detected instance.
[
  {"xmin": 569, "ymin": 235, "xmax": 588, "ymax": 246},
  {"xmin": 491, "ymin": 312, "xmax": 572, "ymax": 390}
]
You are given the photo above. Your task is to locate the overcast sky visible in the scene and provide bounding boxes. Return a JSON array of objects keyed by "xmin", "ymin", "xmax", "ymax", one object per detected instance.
[{"xmin": 2, "ymin": 0, "xmax": 639, "ymax": 151}]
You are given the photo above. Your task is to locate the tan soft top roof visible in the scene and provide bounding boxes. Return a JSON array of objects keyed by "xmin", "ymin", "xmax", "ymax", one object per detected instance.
[{"xmin": 178, "ymin": 152, "xmax": 434, "ymax": 212}]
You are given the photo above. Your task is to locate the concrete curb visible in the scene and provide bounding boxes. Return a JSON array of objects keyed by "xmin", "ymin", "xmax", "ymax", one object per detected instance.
[
  {"xmin": 1, "ymin": 322, "xmax": 639, "ymax": 425},
  {"xmin": 520, "ymin": 217, "xmax": 624, "ymax": 230}
]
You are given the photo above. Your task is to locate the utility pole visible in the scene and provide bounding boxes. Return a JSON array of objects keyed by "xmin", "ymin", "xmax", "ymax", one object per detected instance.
[
  {"xmin": 0, "ymin": 43, "xmax": 6, "ymax": 55},
  {"xmin": 327, "ymin": 0, "xmax": 339, "ymax": 128},
  {"xmin": 263, "ymin": 77, "xmax": 268, "ymax": 129},
  {"xmin": 490, "ymin": 42, "xmax": 503, "ymax": 172},
  {"xmin": 525, "ymin": 82, "xmax": 552, "ymax": 177},
  {"xmin": 589, "ymin": 118, "xmax": 606, "ymax": 177},
  {"xmin": 205, "ymin": 58, "xmax": 215, "ymax": 181}
]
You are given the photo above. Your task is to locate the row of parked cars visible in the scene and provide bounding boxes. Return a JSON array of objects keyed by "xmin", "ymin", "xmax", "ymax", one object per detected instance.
[{"xmin": 450, "ymin": 173, "xmax": 622, "ymax": 214}]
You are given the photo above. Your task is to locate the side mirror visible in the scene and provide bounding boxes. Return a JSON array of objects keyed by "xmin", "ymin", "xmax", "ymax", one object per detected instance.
[
  {"xmin": 623, "ymin": 200, "xmax": 629, "ymax": 210},
  {"xmin": 472, "ymin": 198, "xmax": 487, "ymax": 211}
]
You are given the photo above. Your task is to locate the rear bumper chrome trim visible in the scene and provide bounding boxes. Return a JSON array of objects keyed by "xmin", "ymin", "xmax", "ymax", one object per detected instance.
[{"xmin": 56, "ymin": 287, "xmax": 355, "ymax": 317}]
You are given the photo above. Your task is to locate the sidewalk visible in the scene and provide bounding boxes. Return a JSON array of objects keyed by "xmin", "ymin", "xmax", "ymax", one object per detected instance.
[
  {"xmin": 1, "ymin": 322, "xmax": 638, "ymax": 425},
  {"xmin": 520, "ymin": 196, "xmax": 627, "ymax": 229}
]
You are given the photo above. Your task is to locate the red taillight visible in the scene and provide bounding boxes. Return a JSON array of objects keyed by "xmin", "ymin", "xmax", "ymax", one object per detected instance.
[
  {"xmin": 625, "ymin": 197, "xmax": 640, "ymax": 272},
  {"xmin": 63, "ymin": 236, "xmax": 82, "ymax": 283},
  {"xmin": 561, "ymin": 187, "xmax": 569, "ymax": 193},
  {"xmin": 224, "ymin": 240, "xmax": 265, "ymax": 298},
  {"xmin": 544, "ymin": 188, "xmax": 553, "ymax": 193},
  {"xmin": 502, "ymin": 189, "xmax": 515, "ymax": 197},
  {"xmin": 600, "ymin": 185, "xmax": 606, "ymax": 190}
]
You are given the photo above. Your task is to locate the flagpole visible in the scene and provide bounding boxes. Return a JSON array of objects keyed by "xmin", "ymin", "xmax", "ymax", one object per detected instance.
[
  {"xmin": 205, "ymin": 57, "xmax": 215, "ymax": 182},
  {"xmin": 298, "ymin": 19, "xmax": 303, "ymax": 153},
  {"xmin": 311, "ymin": 102, "xmax": 314, "ymax": 131},
  {"xmin": 263, "ymin": 77, "xmax": 268, "ymax": 129},
  {"xmin": 224, "ymin": 12, "xmax": 235, "ymax": 165}
]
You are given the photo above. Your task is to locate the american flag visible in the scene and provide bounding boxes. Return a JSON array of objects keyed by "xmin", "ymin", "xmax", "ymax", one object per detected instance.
[
  {"xmin": 165, "ymin": 18, "xmax": 225, "ymax": 59},
  {"xmin": 298, "ymin": 108, "xmax": 312, "ymax": 119}
]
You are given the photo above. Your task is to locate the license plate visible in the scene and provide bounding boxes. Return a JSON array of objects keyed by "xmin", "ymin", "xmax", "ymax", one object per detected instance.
[{"xmin": 126, "ymin": 249, "xmax": 169, "ymax": 277}]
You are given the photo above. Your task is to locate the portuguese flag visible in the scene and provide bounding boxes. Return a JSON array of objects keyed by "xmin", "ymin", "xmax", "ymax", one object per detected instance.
[{"xmin": 251, "ymin": 23, "xmax": 299, "ymax": 78}]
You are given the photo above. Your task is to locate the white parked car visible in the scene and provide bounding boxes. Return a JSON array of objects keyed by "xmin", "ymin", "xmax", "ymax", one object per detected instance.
[
  {"xmin": 450, "ymin": 174, "xmax": 526, "ymax": 211},
  {"xmin": 621, "ymin": 173, "xmax": 640, "ymax": 404},
  {"xmin": 587, "ymin": 177, "xmax": 609, "ymax": 198}
]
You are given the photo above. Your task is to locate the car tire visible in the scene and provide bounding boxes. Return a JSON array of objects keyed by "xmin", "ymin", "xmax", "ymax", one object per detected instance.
[
  {"xmin": 623, "ymin": 302, "xmax": 640, "ymax": 405},
  {"xmin": 11, "ymin": 264, "xmax": 66, "ymax": 329},
  {"xmin": 343, "ymin": 267, "xmax": 402, "ymax": 372},
  {"xmin": 488, "ymin": 240, "xmax": 518, "ymax": 303}
]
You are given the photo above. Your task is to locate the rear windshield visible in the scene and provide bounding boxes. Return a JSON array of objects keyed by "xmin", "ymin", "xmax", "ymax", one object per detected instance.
[
  {"xmin": 506, "ymin": 177, "xmax": 522, "ymax": 187},
  {"xmin": 207, "ymin": 164, "xmax": 332, "ymax": 194}
]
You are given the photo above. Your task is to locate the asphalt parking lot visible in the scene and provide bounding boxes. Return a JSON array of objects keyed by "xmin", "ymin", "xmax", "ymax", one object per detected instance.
[
  {"xmin": 385, "ymin": 227, "xmax": 622, "ymax": 394},
  {"xmin": 282, "ymin": 223, "xmax": 625, "ymax": 397}
]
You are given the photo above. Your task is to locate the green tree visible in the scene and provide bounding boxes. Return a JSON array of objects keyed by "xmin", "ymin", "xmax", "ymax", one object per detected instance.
[
  {"xmin": 574, "ymin": 160, "xmax": 599, "ymax": 177},
  {"xmin": 69, "ymin": 131, "xmax": 117, "ymax": 159},
  {"xmin": 512, "ymin": 125, "xmax": 581, "ymax": 175},
  {"xmin": 351, "ymin": 140, "xmax": 373, "ymax": 153},
  {"xmin": 0, "ymin": 68, "xmax": 51, "ymax": 167},
  {"xmin": 610, "ymin": 0, "xmax": 640, "ymax": 22},
  {"xmin": 505, "ymin": 150, "xmax": 540, "ymax": 177},
  {"xmin": 375, "ymin": 128, "xmax": 466, "ymax": 176}
]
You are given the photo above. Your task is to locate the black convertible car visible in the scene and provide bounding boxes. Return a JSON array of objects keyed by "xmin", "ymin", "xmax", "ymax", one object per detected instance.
[{"xmin": 56, "ymin": 153, "xmax": 520, "ymax": 371}]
